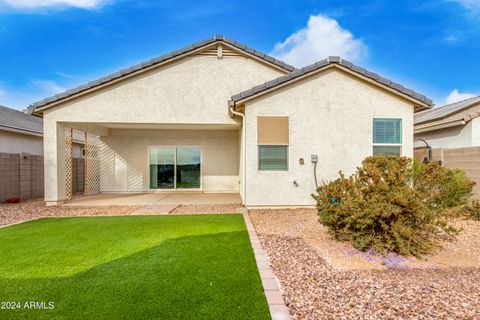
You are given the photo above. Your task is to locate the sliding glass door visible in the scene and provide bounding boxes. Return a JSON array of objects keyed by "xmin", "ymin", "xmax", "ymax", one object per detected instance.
[
  {"xmin": 149, "ymin": 147, "xmax": 175, "ymax": 189},
  {"xmin": 149, "ymin": 147, "xmax": 201, "ymax": 190},
  {"xmin": 176, "ymin": 147, "xmax": 201, "ymax": 189}
]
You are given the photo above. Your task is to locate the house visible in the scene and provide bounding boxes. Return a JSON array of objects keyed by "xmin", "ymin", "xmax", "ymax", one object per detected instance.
[
  {"xmin": 0, "ymin": 105, "xmax": 85, "ymax": 202},
  {"xmin": 0, "ymin": 105, "xmax": 44, "ymax": 155},
  {"xmin": 415, "ymin": 96, "xmax": 480, "ymax": 149},
  {"xmin": 31, "ymin": 35, "xmax": 432, "ymax": 207},
  {"xmin": 414, "ymin": 96, "xmax": 480, "ymax": 198},
  {"xmin": 0, "ymin": 105, "xmax": 84, "ymax": 157}
]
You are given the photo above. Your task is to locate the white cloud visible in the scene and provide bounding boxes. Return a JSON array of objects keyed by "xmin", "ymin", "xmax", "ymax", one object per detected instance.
[
  {"xmin": 445, "ymin": 89, "xmax": 477, "ymax": 104},
  {"xmin": 0, "ymin": 0, "xmax": 109, "ymax": 10},
  {"xmin": 0, "ymin": 80, "xmax": 67, "ymax": 109},
  {"xmin": 444, "ymin": 34, "xmax": 460, "ymax": 43},
  {"xmin": 450, "ymin": 0, "xmax": 480, "ymax": 15},
  {"xmin": 31, "ymin": 80, "xmax": 65, "ymax": 94},
  {"xmin": 55, "ymin": 71, "xmax": 76, "ymax": 79},
  {"xmin": 270, "ymin": 14, "xmax": 368, "ymax": 68}
]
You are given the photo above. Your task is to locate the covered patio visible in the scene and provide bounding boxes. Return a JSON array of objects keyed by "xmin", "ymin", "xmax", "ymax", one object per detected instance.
[
  {"xmin": 62, "ymin": 192, "xmax": 242, "ymax": 207},
  {"xmin": 41, "ymin": 121, "xmax": 242, "ymax": 206}
]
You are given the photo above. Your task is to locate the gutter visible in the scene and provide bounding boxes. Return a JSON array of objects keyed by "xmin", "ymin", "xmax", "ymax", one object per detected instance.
[
  {"xmin": 229, "ymin": 100, "xmax": 246, "ymax": 206},
  {"xmin": 414, "ymin": 120, "xmax": 466, "ymax": 134},
  {"xmin": 0, "ymin": 124, "xmax": 43, "ymax": 137}
]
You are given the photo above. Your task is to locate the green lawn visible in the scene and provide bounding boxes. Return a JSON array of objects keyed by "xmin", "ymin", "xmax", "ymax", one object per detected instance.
[{"xmin": 0, "ymin": 215, "xmax": 270, "ymax": 320}]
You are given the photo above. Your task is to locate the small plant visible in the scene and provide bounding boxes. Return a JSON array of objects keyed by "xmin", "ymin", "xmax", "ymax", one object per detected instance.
[
  {"xmin": 312, "ymin": 155, "xmax": 474, "ymax": 256},
  {"xmin": 463, "ymin": 200, "xmax": 480, "ymax": 221}
]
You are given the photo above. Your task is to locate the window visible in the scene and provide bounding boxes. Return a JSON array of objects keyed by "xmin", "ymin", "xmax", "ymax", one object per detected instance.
[
  {"xmin": 372, "ymin": 118, "xmax": 402, "ymax": 156},
  {"xmin": 257, "ymin": 116, "xmax": 289, "ymax": 171},
  {"xmin": 149, "ymin": 147, "xmax": 201, "ymax": 189},
  {"xmin": 259, "ymin": 145, "xmax": 288, "ymax": 170}
]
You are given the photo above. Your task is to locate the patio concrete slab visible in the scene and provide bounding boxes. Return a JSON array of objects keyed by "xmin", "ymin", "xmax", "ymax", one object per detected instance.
[
  {"xmin": 132, "ymin": 205, "xmax": 179, "ymax": 215},
  {"xmin": 62, "ymin": 192, "xmax": 241, "ymax": 207}
]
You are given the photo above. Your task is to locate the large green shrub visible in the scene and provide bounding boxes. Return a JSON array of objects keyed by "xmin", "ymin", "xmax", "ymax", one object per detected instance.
[{"xmin": 312, "ymin": 156, "xmax": 474, "ymax": 256}]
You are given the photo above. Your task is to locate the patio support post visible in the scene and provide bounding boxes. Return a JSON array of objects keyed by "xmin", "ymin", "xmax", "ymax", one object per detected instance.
[{"xmin": 43, "ymin": 120, "xmax": 67, "ymax": 206}]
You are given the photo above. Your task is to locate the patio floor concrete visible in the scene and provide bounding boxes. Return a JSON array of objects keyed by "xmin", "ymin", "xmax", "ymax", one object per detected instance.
[{"xmin": 62, "ymin": 192, "xmax": 242, "ymax": 207}]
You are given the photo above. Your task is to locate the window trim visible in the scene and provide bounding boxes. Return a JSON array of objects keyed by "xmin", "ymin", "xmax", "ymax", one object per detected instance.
[{"xmin": 372, "ymin": 117, "xmax": 403, "ymax": 156}]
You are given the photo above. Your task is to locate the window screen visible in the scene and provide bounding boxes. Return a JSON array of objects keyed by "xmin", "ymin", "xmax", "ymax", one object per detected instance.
[
  {"xmin": 373, "ymin": 118, "xmax": 402, "ymax": 144},
  {"xmin": 373, "ymin": 145, "xmax": 401, "ymax": 156},
  {"xmin": 259, "ymin": 146, "xmax": 288, "ymax": 171}
]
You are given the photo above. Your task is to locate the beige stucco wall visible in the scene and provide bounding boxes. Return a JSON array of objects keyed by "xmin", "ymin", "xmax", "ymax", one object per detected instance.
[
  {"xmin": 99, "ymin": 129, "xmax": 239, "ymax": 192},
  {"xmin": 0, "ymin": 130, "xmax": 43, "ymax": 155},
  {"xmin": 243, "ymin": 69, "xmax": 415, "ymax": 207},
  {"xmin": 415, "ymin": 122, "xmax": 474, "ymax": 149},
  {"xmin": 42, "ymin": 53, "xmax": 284, "ymax": 203},
  {"xmin": 42, "ymin": 55, "xmax": 283, "ymax": 125}
]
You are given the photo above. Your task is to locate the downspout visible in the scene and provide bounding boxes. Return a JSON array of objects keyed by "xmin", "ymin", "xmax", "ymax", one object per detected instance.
[
  {"xmin": 414, "ymin": 138, "xmax": 432, "ymax": 162},
  {"xmin": 229, "ymin": 100, "xmax": 246, "ymax": 206}
]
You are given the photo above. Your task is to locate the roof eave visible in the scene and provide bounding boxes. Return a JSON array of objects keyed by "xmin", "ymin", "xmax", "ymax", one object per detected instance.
[
  {"xmin": 0, "ymin": 124, "xmax": 43, "ymax": 137},
  {"xmin": 415, "ymin": 119, "xmax": 467, "ymax": 134},
  {"xmin": 31, "ymin": 36, "xmax": 295, "ymax": 114},
  {"xmin": 232, "ymin": 63, "xmax": 433, "ymax": 110}
]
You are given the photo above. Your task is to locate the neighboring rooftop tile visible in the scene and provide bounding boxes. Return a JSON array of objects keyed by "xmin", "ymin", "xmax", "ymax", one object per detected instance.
[
  {"xmin": 415, "ymin": 96, "xmax": 480, "ymax": 125},
  {"xmin": 32, "ymin": 35, "xmax": 296, "ymax": 111},
  {"xmin": 232, "ymin": 57, "xmax": 433, "ymax": 107},
  {"xmin": 0, "ymin": 105, "xmax": 42, "ymax": 134}
]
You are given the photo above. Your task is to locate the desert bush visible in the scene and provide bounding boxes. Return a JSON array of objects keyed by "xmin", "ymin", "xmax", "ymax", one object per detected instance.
[
  {"xmin": 312, "ymin": 155, "xmax": 474, "ymax": 256},
  {"xmin": 413, "ymin": 160, "xmax": 474, "ymax": 210},
  {"xmin": 458, "ymin": 200, "xmax": 480, "ymax": 221}
]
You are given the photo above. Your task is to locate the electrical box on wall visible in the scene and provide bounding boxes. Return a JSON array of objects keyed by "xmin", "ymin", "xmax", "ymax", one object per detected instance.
[{"xmin": 311, "ymin": 154, "xmax": 318, "ymax": 163}]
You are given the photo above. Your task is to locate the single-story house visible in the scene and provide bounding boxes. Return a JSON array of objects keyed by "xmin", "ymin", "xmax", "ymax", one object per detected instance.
[
  {"xmin": 0, "ymin": 105, "xmax": 85, "ymax": 202},
  {"xmin": 31, "ymin": 35, "xmax": 432, "ymax": 207},
  {"xmin": 0, "ymin": 105, "xmax": 84, "ymax": 157},
  {"xmin": 0, "ymin": 105, "xmax": 44, "ymax": 155},
  {"xmin": 415, "ymin": 96, "xmax": 480, "ymax": 149},
  {"xmin": 414, "ymin": 96, "xmax": 480, "ymax": 198}
]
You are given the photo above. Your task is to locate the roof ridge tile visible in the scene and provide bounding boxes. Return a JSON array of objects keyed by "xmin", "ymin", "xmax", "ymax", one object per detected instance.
[
  {"xmin": 32, "ymin": 35, "xmax": 294, "ymax": 111},
  {"xmin": 231, "ymin": 57, "xmax": 433, "ymax": 107}
]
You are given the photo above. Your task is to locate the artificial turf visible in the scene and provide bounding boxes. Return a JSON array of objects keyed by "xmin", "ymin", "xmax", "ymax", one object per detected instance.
[{"xmin": 0, "ymin": 215, "xmax": 270, "ymax": 319}]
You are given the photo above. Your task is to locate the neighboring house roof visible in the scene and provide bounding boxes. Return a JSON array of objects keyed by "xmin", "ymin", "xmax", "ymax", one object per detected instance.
[
  {"xmin": 415, "ymin": 95, "xmax": 480, "ymax": 126},
  {"xmin": 0, "ymin": 105, "xmax": 86, "ymax": 143},
  {"xmin": 0, "ymin": 105, "xmax": 43, "ymax": 136},
  {"xmin": 30, "ymin": 35, "xmax": 296, "ymax": 113},
  {"xmin": 231, "ymin": 56, "xmax": 433, "ymax": 110}
]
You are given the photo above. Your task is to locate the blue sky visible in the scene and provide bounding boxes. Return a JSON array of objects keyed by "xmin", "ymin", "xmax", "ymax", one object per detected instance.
[{"xmin": 0, "ymin": 0, "xmax": 479, "ymax": 110}]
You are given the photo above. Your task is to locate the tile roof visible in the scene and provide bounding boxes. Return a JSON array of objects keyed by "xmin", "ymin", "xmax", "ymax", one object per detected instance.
[
  {"xmin": 31, "ymin": 35, "xmax": 296, "ymax": 112},
  {"xmin": 0, "ymin": 105, "xmax": 43, "ymax": 135},
  {"xmin": 231, "ymin": 56, "xmax": 433, "ymax": 107},
  {"xmin": 415, "ymin": 95, "xmax": 480, "ymax": 125}
]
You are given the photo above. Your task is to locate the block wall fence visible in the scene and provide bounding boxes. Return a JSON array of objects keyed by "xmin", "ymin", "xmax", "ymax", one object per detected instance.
[{"xmin": 0, "ymin": 152, "xmax": 84, "ymax": 202}]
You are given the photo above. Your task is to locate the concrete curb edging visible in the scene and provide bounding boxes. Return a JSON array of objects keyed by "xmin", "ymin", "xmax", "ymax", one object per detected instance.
[{"xmin": 240, "ymin": 209, "xmax": 291, "ymax": 320}]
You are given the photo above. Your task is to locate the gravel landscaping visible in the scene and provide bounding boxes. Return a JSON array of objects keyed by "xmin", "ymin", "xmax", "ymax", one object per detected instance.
[{"xmin": 250, "ymin": 209, "xmax": 480, "ymax": 319}]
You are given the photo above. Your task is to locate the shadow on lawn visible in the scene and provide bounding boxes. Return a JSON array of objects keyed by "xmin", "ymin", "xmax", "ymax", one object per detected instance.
[{"xmin": 0, "ymin": 232, "xmax": 269, "ymax": 320}]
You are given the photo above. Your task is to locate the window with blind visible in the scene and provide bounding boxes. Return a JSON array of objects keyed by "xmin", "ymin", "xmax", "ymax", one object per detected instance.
[
  {"xmin": 372, "ymin": 118, "xmax": 402, "ymax": 156},
  {"xmin": 257, "ymin": 116, "xmax": 289, "ymax": 171}
]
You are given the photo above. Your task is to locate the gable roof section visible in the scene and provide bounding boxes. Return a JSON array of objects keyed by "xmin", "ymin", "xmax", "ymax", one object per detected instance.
[
  {"xmin": 31, "ymin": 35, "xmax": 296, "ymax": 114},
  {"xmin": 0, "ymin": 105, "xmax": 43, "ymax": 136},
  {"xmin": 231, "ymin": 56, "xmax": 433, "ymax": 110},
  {"xmin": 415, "ymin": 95, "xmax": 480, "ymax": 126}
]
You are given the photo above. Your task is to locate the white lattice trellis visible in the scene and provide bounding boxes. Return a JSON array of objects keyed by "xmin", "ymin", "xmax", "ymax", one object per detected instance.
[
  {"xmin": 72, "ymin": 129, "xmax": 85, "ymax": 144},
  {"xmin": 64, "ymin": 128, "xmax": 73, "ymax": 200},
  {"xmin": 84, "ymin": 132, "xmax": 101, "ymax": 196}
]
